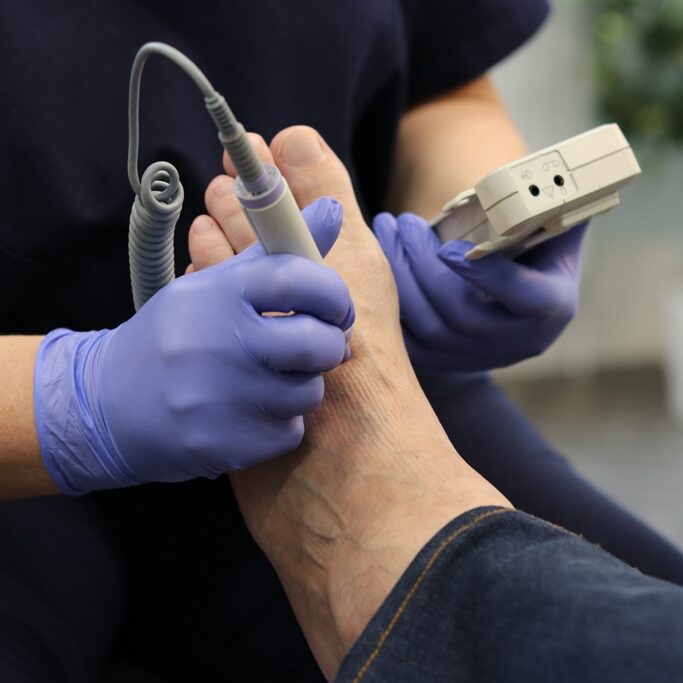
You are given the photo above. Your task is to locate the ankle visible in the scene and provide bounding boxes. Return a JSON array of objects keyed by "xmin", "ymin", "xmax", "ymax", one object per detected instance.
[{"xmin": 230, "ymin": 333, "xmax": 510, "ymax": 678}]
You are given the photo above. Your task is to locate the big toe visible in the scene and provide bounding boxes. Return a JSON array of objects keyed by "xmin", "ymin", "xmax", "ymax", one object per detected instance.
[
  {"xmin": 270, "ymin": 127, "xmax": 364, "ymax": 228},
  {"xmin": 271, "ymin": 126, "xmax": 397, "ymax": 331}
]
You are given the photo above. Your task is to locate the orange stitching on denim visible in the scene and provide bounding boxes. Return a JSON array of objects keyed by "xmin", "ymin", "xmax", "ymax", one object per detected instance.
[{"xmin": 352, "ymin": 507, "xmax": 511, "ymax": 682}]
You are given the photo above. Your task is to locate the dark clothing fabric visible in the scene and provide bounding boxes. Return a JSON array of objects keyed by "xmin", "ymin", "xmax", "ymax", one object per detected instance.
[
  {"xmin": 337, "ymin": 507, "xmax": 683, "ymax": 683},
  {"xmin": 6, "ymin": 2, "xmax": 682, "ymax": 682},
  {"xmin": 0, "ymin": 0, "xmax": 548, "ymax": 335},
  {"xmin": 0, "ymin": 2, "xmax": 549, "ymax": 677},
  {"xmin": 419, "ymin": 369, "xmax": 683, "ymax": 587},
  {"xmin": 0, "ymin": 497, "xmax": 122, "ymax": 682},
  {"xmin": 7, "ymin": 372, "xmax": 683, "ymax": 682},
  {"xmin": 0, "ymin": 482, "xmax": 322, "ymax": 683}
]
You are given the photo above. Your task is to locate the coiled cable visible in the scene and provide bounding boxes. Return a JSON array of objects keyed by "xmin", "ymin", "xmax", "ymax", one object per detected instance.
[
  {"xmin": 127, "ymin": 42, "xmax": 267, "ymax": 309},
  {"xmin": 128, "ymin": 161, "xmax": 183, "ymax": 311}
]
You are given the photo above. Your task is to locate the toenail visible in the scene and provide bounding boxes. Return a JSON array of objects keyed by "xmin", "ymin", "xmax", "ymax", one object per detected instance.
[
  {"xmin": 213, "ymin": 177, "xmax": 233, "ymax": 198},
  {"xmin": 193, "ymin": 217, "xmax": 213, "ymax": 234},
  {"xmin": 280, "ymin": 129, "xmax": 324, "ymax": 167}
]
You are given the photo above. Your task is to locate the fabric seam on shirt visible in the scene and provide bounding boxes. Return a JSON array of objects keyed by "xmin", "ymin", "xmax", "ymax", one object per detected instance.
[{"xmin": 352, "ymin": 506, "xmax": 512, "ymax": 681}]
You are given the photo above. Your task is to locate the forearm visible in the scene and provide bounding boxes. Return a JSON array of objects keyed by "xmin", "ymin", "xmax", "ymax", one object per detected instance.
[
  {"xmin": 387, "ymin": 76, "xmax": 528, "ymax": 218},
  {"xmin": 0, "ymin": 336, "xmax": 59, "ymax": 498}
]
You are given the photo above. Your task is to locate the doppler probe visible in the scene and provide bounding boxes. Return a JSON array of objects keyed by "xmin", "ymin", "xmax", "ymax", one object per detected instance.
[{"xmin": 127, "ymin": 42, "xmax": 322, "ymax": 311}]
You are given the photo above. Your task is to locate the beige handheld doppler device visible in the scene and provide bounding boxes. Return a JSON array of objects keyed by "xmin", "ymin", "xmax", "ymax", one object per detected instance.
[{"xmin": 432, "ymin": 124, "xmax": 641, "ymax": 260}]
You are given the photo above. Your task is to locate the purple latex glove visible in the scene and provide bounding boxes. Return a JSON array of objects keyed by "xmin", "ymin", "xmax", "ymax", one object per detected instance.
[
  {"xmin": 35, "ymin": 197, "xmax": 354, "ymax": 495},
  {"xmin": 373, "ymin": 212, "xmax": 586, "ymax": 371}
]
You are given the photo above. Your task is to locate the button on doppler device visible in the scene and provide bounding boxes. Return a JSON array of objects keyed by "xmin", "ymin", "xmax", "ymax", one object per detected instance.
[
  {"xmin": 432, "ymin": 124, "xmax": 641, "ymax": 260},
  {"xmin": 126, "ymin": 42, "xmax": 323, "ymax": 312}
]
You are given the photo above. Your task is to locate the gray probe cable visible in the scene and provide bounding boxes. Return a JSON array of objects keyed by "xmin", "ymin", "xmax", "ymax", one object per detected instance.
[{"xmin": 127, "ymin": 42, "xmax": 323, "ymax": 311}]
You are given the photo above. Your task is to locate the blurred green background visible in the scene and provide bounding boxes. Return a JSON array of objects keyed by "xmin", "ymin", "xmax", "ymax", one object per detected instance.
[{"xmin": 588, "ymin": 0, "xmax": 683, "ymax": 143}]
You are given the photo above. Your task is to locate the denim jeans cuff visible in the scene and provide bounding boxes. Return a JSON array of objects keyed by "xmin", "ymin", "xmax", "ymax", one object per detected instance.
[{"xmin": 335, "ymin": 505, "xmax": 513, "ymax": 682}]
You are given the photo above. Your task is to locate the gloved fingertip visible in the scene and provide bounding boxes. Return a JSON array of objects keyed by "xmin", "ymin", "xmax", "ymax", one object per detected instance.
[
  {"xmin": 324, "ymin": 197, "xmax": 343, "ymax": 225},
  {"xmin": 302, "ymin": 196, "xmax": 344, "ymax": 256},
  {"xmin": 396, "ymin": 213, "xmax": 430, "ymax": 242},
  {"xmin": 372, "ymin": 214, "xmax": 402, "ymax": 264},
  {"xmin": 340, "ymin": 301, "xmax": 356, "ymax": 332},
  {"xmin": 233, "ymin": 241, "xmax": 265, "ymax": 263},
  {"xmin": 372, "ymin": 212, "xmax": 398, "ymax": 234},
  {"xmin": 397, "ymin": 212, "xmax": 429, "ymax": 230},
  {"xmin": 395, "ymin": 214, "xmax": 422, "ymax": 253},
  {"xmin": 304, "ymin": 195, "xmax": 340, "ymax": 219},
  {"xmin": 343, "ymin": 341, "xmax": 353, "ymax": 363},
  {"xmin": 396, "ymin": 212, "xmax": 443, "ymax": 258},
  {"xmin": 568, "ymin": 221, "xmax": 590, "ymax": 248},
  {"xmin": 437, "ymin": 240, "xmax": 474, "ymax": 267}
]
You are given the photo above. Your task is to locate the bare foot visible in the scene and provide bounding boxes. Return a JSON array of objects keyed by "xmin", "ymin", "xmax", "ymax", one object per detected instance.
[{"xmin": 190, "ymin": 127, "xmax": 511, "ymax": 679}]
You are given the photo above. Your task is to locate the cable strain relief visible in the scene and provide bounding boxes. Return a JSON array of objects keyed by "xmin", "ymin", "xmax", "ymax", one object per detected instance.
[
  {"xmin": 204, "ymin": 92, "xmax": 264, "ymax": 183},
  {"xmin": 204, "ymin": 92, "xmax": 236, "ymax": 134},
  {"xmin": 218, "ymin": 130, "xmax": 264, "ymax": 184}
]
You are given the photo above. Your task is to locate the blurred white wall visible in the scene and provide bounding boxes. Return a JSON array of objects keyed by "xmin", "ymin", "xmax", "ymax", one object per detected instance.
[{"xmin": 490, "ymin": 1, "xmax": 683, "ymax": 380}]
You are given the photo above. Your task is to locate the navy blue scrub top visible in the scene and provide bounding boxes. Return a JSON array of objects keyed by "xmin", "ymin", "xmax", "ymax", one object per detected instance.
[{"xmin": 0, "ymin": 0, "xmax": 548, "ymax": 334}]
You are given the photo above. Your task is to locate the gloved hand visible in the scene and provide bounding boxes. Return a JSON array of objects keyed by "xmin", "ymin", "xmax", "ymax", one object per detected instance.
[
  {"xmin": 35, "ymin": 197, "xmax": 354, "ymax": 495},
  {"xmin": 373, "ymin": 212, "xmax": 586, "ymax": 371}
]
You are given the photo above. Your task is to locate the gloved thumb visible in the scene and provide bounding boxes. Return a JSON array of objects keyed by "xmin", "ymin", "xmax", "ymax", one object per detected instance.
[
  {"xmin": 303, "ymin": 196, "xmax": 355, "ymax": 347},
  {"xmin": 438, "ymin": 240, "xmax": 564, "ymax": 317},
  {"xmin": 236, "ymin": 196, "xmax": 342, "ymax": 265},
  {"xmin": 301, "ymin": 197, "xmax": 343, "ymax": 257}
]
